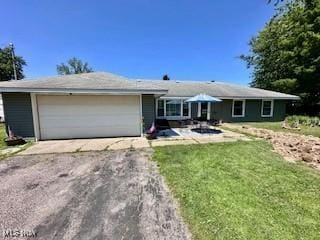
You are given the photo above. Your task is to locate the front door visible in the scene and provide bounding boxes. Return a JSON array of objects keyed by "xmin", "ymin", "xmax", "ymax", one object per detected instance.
[{"xmin": 200, "ymin": 102, "xmax": 208, "ymax": 120}]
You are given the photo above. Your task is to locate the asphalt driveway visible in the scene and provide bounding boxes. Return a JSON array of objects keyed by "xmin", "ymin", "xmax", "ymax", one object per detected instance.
[{"xmin": 0, "ymin": 149, "xmax": 190, "ymax": 240}]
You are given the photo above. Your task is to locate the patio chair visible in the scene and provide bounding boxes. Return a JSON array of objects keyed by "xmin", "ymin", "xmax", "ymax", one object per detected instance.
[{"xmin": 208, "ymin": 119, "xmax": 220, "ymax": 126}]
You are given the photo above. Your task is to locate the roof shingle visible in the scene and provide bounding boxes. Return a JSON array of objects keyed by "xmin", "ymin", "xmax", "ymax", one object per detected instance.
[{"xmin": 0, "ymin": 72, "xmax": 299, "ymax": 99}]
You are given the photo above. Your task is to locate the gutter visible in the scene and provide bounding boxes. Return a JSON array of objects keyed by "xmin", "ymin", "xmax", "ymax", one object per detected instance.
[
  {"xmin": 0, "ymin": 87, "xmax": 168, "ymax": 95},
  {"xmin": 159, "ymin": 96, "xmax": 300, "ymax": 100}
]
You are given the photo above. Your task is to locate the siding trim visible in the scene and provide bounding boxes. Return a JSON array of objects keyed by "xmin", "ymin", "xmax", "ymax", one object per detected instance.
[{"xmin": 31, "ymin": 93, "xmax": 40, "ymax": 141}]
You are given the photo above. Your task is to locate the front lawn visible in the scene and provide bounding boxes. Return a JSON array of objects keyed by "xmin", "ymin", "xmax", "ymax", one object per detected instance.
[
  {"xmin": 153, "ymin": 141, "xmax": 320, "ymax": 240},
  {"xmin": 241, "ymin": 122, "xmax": 320, "ymax": 138}
]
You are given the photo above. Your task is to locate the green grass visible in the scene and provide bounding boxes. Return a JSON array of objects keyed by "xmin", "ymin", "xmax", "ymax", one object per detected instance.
[
  {"xmin": 0, "ymin": 123, "xmax": 33, "ymax": 159},
  {"xmin": 0, "ymin": 123, "xmax": 7, "ymax": 149},
  {"xmin": 153, "ymin": 141, "xmax": 320, "ymax": 240},
  {"xmin": 241, "ymin": 122, "xmax": 320, "ymax": 138}
]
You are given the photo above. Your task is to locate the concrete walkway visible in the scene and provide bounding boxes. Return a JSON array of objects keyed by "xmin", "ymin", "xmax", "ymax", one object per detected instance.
[
  {"xmin": 19, "ymin": 128, "xmax": 250, "ymax": 155},
  {"xmin": 19, "ymin": 137, "xmax": 150, "ymax": 155}
]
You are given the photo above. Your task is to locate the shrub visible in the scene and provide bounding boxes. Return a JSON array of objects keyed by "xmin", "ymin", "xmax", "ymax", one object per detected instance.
[{"xmin": 285, "ymin": 115, "xmax": 320, "ymax": 128}]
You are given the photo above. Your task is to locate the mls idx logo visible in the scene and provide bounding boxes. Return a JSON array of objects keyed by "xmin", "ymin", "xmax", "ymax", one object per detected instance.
[{"xmin": 2, "ymin": 229, "xmax": 37, "ymax": 238}]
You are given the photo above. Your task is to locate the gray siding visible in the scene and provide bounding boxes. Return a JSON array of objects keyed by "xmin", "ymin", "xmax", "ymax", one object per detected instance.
[
  {"xmin": 1, "ymin": 92, "xmax": 287, "ymax": 140},
  {"xmin": 211, "ymin": 99, "xmax": 287, "ymax": 122},
  {"xmin": 155, "ymin": 99, "xmax": 287, "ymax": 123},
  {"xmin": 2, "ymin": 93, "xmax": 34, "ymax": 137},
  {"xmin": 142, "ymin": 94, "xmax": 155, "ymax": 131}
]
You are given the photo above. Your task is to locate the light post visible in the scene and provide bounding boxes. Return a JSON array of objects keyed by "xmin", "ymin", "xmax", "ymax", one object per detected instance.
[{"xmin": 9, "ymin": 43, "xmax": 17, "ymax": 80}]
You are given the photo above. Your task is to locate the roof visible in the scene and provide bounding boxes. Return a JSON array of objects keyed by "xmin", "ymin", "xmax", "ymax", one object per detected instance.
[
  {"xmin": 0, "ymin": 72, "xmax": 299, "ymax": 100},
  {"xmin": 135, "ymin": 79, "xmax": 300, "ymax": 100},
  {"xmin": 0, "ymin": 72, "xmax": 167, "ymax": 95}
]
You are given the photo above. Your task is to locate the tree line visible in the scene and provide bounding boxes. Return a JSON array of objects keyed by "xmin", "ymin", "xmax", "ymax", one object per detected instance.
[
  {"xmin": 241, "ymin": 0, "xmax": 320, "ymax": 115},
  {"xmin": 0, "ymin": 46, "xmax": 93, "ymax": 81},
  {"xmin": 0, "ymin": 46, "xmax": 171, "ymax": 81}
]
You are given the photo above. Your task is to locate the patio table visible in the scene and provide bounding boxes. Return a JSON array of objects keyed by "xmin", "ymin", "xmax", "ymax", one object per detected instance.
[{"xmin": 199, "ymin": 121, "xmax": 210, "ymax": 133}]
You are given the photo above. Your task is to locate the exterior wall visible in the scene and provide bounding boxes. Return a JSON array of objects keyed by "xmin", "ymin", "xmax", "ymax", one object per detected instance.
[
  {"xmin": 156, "ymin": 98, "xmax": 287, "ymax": 123},
  {"xmin": 211, "ymin": 99, "xmax": 287, "ymax": 122},
  {"xmin": 1, "ymin": 92, "xmax": 287, "ymax": 139},
  {"xmin": 142, "ymin": 94, "xmax": 155, "ymax": 131},
  {"xmin": 2, "ymin": 92, "xmax": 35, "ymax": 137}
]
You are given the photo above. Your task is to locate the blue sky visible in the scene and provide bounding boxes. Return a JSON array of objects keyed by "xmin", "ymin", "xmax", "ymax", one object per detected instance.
[{"xmin": 1, "ymin": 0, "xmax": 275, "ymax": 85}]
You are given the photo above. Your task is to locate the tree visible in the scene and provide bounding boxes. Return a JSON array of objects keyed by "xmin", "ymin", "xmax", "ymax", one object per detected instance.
[
  {"xmin": 162, "ymin": 74, "xmax": 170, "ymax": 80},
  {"xmin": 0, "ymin": 46, "xmax": 26, "ymax": 81},
  {"xmin": 57, "ymin": 57, "xmax": 93, "ymax": 75},
  {"xmin": 241, "ymin": 0, "xmax": 320, "ymax": 115}
]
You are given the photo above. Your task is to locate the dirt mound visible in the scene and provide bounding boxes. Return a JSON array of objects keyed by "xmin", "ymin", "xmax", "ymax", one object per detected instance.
[{"xmin": 223, "ymin": 123, "xmax": 320, "ymax": 169}]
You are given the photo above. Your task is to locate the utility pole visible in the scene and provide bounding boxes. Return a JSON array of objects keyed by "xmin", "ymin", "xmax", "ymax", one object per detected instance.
[{"xmin": 9, "ymin": 43, "xmax": 17, "ymax": 80}]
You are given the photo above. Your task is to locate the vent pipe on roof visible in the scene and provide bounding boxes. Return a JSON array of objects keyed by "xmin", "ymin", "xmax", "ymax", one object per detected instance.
[{"xmin": 162, "ymin": 74, "xmax": 170, "ymax": 80}]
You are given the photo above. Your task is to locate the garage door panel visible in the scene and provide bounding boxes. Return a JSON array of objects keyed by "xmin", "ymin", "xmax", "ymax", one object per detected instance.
[
  {"xmin": 40, "ymin": 127, "xmax": 140, "ymax": 140},
  {"xmin": 38, "ymin": 95, "xmax": 139, "ymax": 105},
  {"xmin": 37, "ymin": 95, "xmax": 141, "ymax": 140},
  {"xmin": 39, "ymin": 108, "xmax": 140, "ymax": 117},
  {"xmin": 39, "ymin": 115, "xmax": 140, "ymax": 128}
]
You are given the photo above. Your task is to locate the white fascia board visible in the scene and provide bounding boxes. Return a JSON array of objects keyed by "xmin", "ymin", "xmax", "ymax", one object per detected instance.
[
  {"xmin": 30, "ymin": 93, "xmax": 40, "ymax": 141},
  {"xmin": 159, "ymin": 96, "xmax": 191, "ymax": 100},
  {"xmin": 220, "ymin": 97, "xmax": 300, "ymax": 100}
]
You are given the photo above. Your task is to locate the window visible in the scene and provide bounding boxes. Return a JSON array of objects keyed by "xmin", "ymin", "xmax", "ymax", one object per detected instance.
[
  {"xmin": 232, "ymin": 100, "xmax": 245, "ymax": 117},
  {"xmin": 166, "ymin": 99, "xmax": 181, "ymax": 116},
  {"xmin": 183, "ymin": 102, "xmax": 189, "ymax": 116},
  {"xmin": 156, "ymin": 99, "xmax": 190, "ymax": 118},
  {"xmin": 261, "ymin": 100, "xmax": 273, "ymax": 117},
  {"xmin": 157, "ymin": 99, "xmax": 164, "ymax": 117}
]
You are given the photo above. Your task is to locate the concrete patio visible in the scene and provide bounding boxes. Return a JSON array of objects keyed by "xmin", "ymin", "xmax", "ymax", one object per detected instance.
[
  {"xmin": 151, "ymin": 127, "xmax": 251, "ymax": 147},
  {"xmin": 18, "ymin": 127, "xmax": 250, "ymax": 155}
]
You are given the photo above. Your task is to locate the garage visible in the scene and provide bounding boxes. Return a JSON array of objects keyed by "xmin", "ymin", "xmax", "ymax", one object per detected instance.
[{"xmin": 36, "ymin": 95, "xmax": 141, "ymax": 140}]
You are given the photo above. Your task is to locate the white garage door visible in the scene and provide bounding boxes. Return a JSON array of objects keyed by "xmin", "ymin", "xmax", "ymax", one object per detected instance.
[{"xmin": 37, "ymin": 95, "xmax": 141, "ymax": 140}]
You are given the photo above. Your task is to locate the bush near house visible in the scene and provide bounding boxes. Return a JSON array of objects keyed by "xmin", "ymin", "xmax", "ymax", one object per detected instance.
[
  {"xmin": 236, "ymin": 116, "xmax": 320, "ymax": 138},
  {"xmin": 285, "ymin": 115, "xmax": 320, "ymax": 128}
]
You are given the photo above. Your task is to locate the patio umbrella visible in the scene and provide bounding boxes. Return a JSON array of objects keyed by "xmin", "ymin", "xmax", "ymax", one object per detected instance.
[
  {"xmin": 185, "ymin": 93, "xmax": 222, "ymax": 103},
  {"xmin": 185, "ymin": 94, "xmax": 222, "ymax": 122}
]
